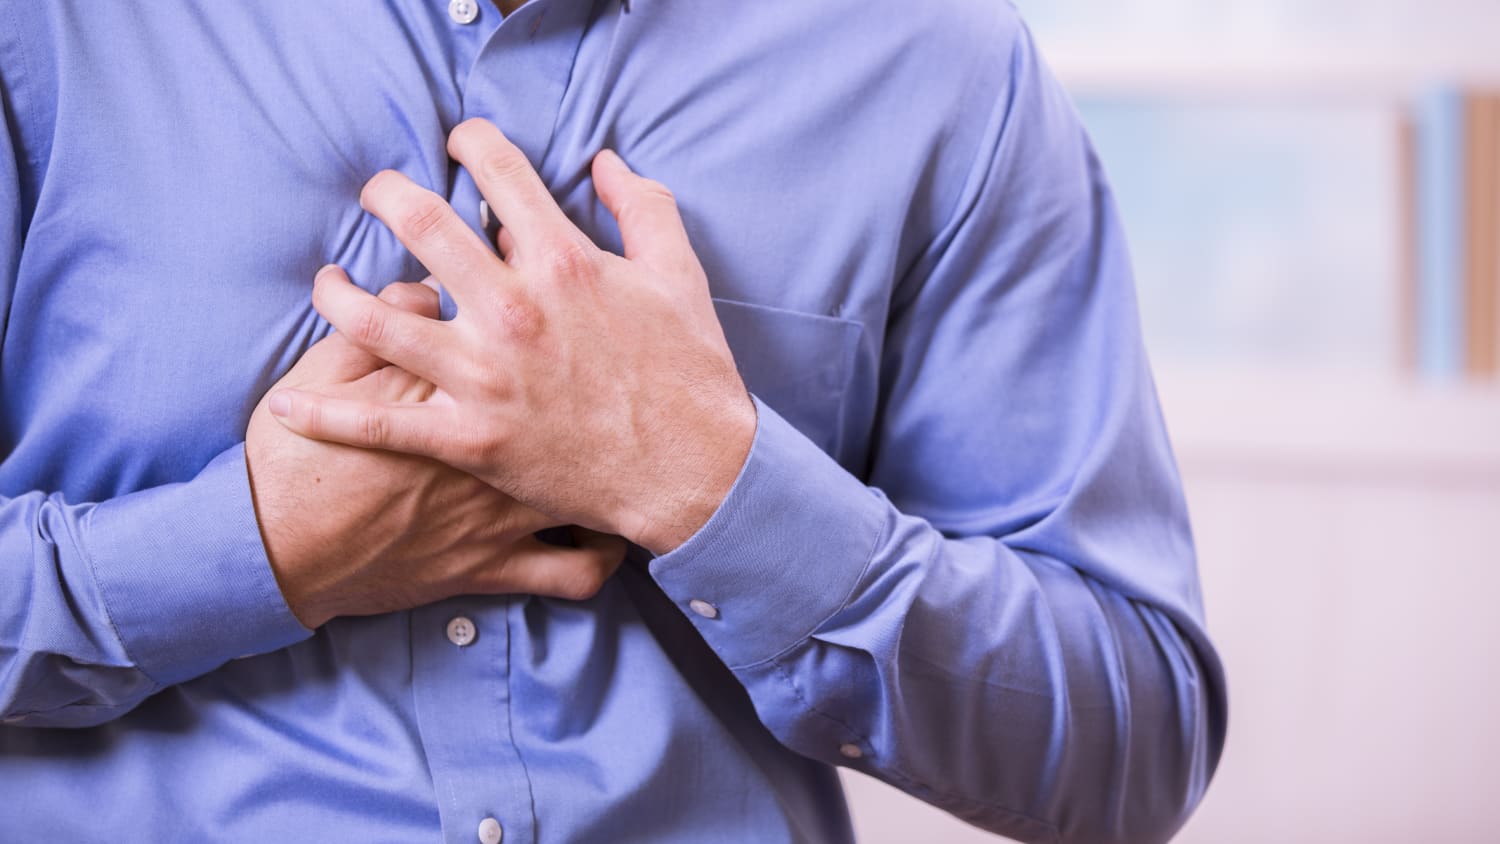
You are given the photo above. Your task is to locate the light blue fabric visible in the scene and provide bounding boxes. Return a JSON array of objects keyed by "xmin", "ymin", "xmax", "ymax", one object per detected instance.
[{"xmin": 0, "ymin": 2, "xmax": 1225, "ymax": 842}]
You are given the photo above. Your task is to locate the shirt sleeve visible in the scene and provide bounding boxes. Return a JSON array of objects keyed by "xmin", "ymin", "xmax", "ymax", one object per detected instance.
[
  {"xmin": 0, "ymin": 93, "xmax": 310, "ymax": 730},
  {"xmin": 647, "ymin": 19, "xmax": 1227, "ymax": 844}
]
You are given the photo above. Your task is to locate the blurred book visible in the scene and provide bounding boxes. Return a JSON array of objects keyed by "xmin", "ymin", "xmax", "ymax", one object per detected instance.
[
  {"xmin": 1465, "ymin": 94, "xmax": 1499, "ymax": 378},
  {"xmin": 1414, "ymin": 89, "xmax": 1466, "ymax": 379},
  {"xmin": 1409, "ymin": 88, "xmax": 1500, "ymax": 380}
]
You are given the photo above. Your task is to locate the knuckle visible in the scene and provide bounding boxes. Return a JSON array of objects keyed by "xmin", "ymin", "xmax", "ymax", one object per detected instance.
[
  {"xmin": 300, "ymin": 399, "xmax": 324, "ymax": 435},
  {"xmin": 541, "ymin": 238, "xmax": 598, "ymax": 283},
  {"xmin": 495, "ymin": 297, "xmax": 543, "ymax": 341},
  {"xmin": 639, "ymin": 178, "xmax": 676, "ymax": 206},
  {"xmin": 474, "ymin": 356, "xmax": 511, "ymax": 398},
  {"xmin": 351, "ymin": 302, "xmax": 388, "ymax": 347},
  {"xmin": 444, "ymin": 414, "xmax": 499, "ymax": 471},
  {"xmin": 621, "ymin": 181, "xmax": 676, "ymax": 225},
  {"xmin": 398, "ymin": 196, "xmax": 451, "ymax": 243},
  {"xmin": 470, "ymin": 417, "xmax": 507, "ymax": 461},
  {"xmin": 452, "ymin": 353, "xmax": 489, "ymax": 392},
  {"xmin": 356, "ymin": 409, "xmax": 389, "ymax": 448},
  {"xmin": 478, "ymin": 148, "xmax": 531, "ymax": 186}
]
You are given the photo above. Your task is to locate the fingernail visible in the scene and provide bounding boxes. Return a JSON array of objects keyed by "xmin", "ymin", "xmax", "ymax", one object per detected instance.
[
  {"xmin": 314, "ymin": 264, "xmax": 340, "ymax": 284},
  {"xmin": 269, "ymin": 391, "xmax": 292, "ymax": 418}
]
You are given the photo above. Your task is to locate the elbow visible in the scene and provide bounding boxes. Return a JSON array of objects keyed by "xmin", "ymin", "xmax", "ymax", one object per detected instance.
[
  {"xmin": 0, "ymin": 656, "xmax": 159, "ymax": 729},
  {"xmin": 1058, "ymin": 631, "xmax": 1229, "ymax": 844},
  {"xmin": 3, "ymin": 708, "xmax": 107, "ymax": 729},
  {"xmin": 1067, "ymin": 733, "xmax": 1223, "ymax": 844},
  {"xmin": 1062, "ymin": 741, "xmax": 1221, "ymax": 844},
  {"xmin": 955, "ymin": 672, "xmax": 1225, "ymax": 844},
  {"xmin": 1, "ymin": 696, "xmax": 149, "ymax": 729}
]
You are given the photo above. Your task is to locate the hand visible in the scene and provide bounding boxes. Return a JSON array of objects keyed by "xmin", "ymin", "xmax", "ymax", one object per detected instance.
[
  {"xmin": 246, "ymin": 281, "xmax": 627, "ymax": 629},
  {"xmin": 268, "ymin": 119, "xmax": 757, "ymax": 555}
]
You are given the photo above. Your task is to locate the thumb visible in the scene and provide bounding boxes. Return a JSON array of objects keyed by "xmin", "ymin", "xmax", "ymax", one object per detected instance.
[{"xmin": 592, "ymin": 149, "xmax": 698, "ymax": 280}]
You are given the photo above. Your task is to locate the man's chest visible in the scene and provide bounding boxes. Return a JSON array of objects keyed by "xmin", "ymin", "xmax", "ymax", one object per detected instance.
[{"xmin": 4, "ymin": 1, "xmax": 937, "ymax": 495}]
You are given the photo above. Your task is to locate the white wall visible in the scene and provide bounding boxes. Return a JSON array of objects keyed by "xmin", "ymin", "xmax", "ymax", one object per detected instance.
[
  {"xmin": 841, "ymin": 373, "xmax": 1500, "ymax": 843},
  {"xmin": 840, "ymin": 6, "xmax": 1500, "ymax": 836}
]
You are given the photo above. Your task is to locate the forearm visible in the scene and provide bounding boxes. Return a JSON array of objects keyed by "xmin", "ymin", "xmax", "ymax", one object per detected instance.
[
  {"xmin": 648, "ymin": 399, "xmax": 1226, "ymax": 844},
  {"xmin": 0, "ymin": 445, "xmax": 309, "ymax": 727},
  {"xmin": 750, "ymin": 527, "xmax": 1217, "ymax": 844}
]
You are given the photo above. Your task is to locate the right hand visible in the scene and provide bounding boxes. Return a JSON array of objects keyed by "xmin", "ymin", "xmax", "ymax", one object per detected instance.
[{"xmin": 245, "ymin": 280, "xmax": 626, "ymax": 629}]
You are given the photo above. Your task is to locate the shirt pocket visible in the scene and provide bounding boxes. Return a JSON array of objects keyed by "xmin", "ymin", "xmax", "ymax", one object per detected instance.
[{"xmin": 710, "ymin": 297, "xmax": 863, "ymax": 459}]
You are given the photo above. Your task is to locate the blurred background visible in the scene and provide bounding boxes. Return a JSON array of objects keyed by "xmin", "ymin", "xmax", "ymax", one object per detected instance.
[{"xmin": 841, "ymin": 1, "xmax": 1500, "ymax": 841}]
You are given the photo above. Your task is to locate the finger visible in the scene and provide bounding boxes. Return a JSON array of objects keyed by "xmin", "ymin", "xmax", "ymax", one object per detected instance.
[
  {"xmin": 448, "ymin": 118, "xmax": 576, "ymax": 249},
  {"xmin": 360, "ymin": 168, "xmax": 507, "ymax": 306},
  {"xmin": 290, "ymin": 268, "xmax": 407, "ymax": 382},
  {"xmin": 351, "ymin": 363, "xmax": 434, "ymax": 404},
  {"xmin": 312, "ymin": 268, "xmax": 454, "ymax": 385},
  {"xmin": 325, "ymin": 280, "xmax": 441, "ymax": 373},
  {"xmin": 505, "ymin": 503, "xmax": 567, "ymax": 538},
  {"xmin": 591, "ymin": 149, "xmax": 698, "ymax": 278},
  {"xmin": 495, "ymin": 226, "xmax": 516, "ymax": 262},
  {"xmin": 319, "ymin": 279, "xmax": 445, "ymax": 380},
  {"xmin": 415, "ymin": 275, "xmax": 453, "ymax": 308},
  {"xmin": 493, "ymin": 530, "xmax": 628, "ymax": 601},
  {"xmin": 268, "ymin": 388, "xmax": 444, "ymax": 458},
  {"xmin": 377, "ymin": 280, "xmax": 442, "ymax": 319}
]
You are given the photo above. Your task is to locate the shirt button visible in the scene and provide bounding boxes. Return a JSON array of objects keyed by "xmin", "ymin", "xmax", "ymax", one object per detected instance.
[
  {"xmin": 687, "ymin": 599, "xmax": 719, "ymax": 620},
  {"xmin": 448, "ymin": 0, "xmax": 480, "ymax": 25},
  {"xmin": 839, "ymin": 743, "xmax": 865, "ymax": 760},
  {"xmin": 477, "ymin": 817, "xmax": 504, "ymax": 844},
  {"xmin": 446, "ymin": 616, "xmax": 477, "ymax": 647}
]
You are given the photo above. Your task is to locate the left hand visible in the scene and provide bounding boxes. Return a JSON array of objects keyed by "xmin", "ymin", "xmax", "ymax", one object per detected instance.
[
  {"xmin": 269, "ymin": 119, "xmax": 756, "ymax": 555},
  {"xmin": 249, "ymin": 281, "xmax": 626, "ymax": 626}
]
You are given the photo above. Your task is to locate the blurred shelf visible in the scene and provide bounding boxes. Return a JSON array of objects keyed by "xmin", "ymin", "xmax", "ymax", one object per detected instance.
[
  {"xmin": 1047, "ymin": 46, "xmax": 1500, "ymax": 99},
  {"xmin": 1154, "ymin": 367, "xmax": 1500, "ymax": 484}
]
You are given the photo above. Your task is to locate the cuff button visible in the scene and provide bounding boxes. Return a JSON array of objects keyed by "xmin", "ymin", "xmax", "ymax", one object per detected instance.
[{"xmin": 687, "ymin": 599, "xmax": 720, "ymax": 620}]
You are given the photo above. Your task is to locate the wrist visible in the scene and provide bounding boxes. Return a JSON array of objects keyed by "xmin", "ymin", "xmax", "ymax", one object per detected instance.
[
  {"xmin": 244, "ymin": 435, "xmax": 327, "ymax": 629},
  {"xmin": 631, "ymin": 391, "xmax": 757, "ymax": 555}
]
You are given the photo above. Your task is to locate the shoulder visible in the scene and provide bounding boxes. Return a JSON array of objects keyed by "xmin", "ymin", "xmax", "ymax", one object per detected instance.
[
  {"xmin": 811, "ymin": 0, "xmax": 1036, "ymax": 226},
  {"xmin": 818, "ymin": 0, "xmax": 1026, "ymax": 78},
  {"xmin": 800, "ymin": 0, "xmax": 1032, "ymax": 155}
]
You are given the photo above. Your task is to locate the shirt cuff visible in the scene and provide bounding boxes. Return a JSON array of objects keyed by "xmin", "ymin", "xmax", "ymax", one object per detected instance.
[
  {"xmin": 81, "ymin": 444, "xmax": 313, "ymax": 686},
  {"xmin": 648, "ymin": 396, "xmax": 888, "ymax": 669}
]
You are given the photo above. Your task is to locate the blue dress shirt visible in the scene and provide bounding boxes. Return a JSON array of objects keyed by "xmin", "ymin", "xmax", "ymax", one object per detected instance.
[{"xmin": 0, "ymin": 1, "xmax": 1226, "ymax": 842}]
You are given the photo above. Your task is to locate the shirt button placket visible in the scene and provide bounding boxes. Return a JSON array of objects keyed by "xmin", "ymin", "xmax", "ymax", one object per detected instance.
[{"xmin": 410, "ymin": 603, "xmax": 535, "ymax": 844}]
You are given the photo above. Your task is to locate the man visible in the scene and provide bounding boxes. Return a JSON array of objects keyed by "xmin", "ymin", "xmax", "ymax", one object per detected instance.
[{"xmin": 0, "ymin": 1, "xmax": 1226, "ymax": 842}]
